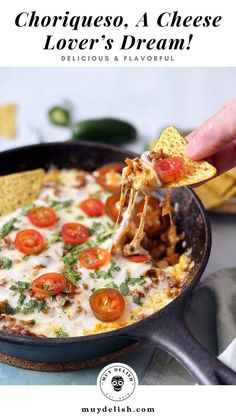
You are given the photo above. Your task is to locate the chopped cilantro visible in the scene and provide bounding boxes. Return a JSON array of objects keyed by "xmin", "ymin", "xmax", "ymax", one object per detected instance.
[
  {"xmin": 0, "ymin": 218, "xmax": 18, "ymax": 239},
  {"xmin": 85, "ymin": 239, "xmax": 98, "ymax": 248},
  {"xmin": 89, "ymin": 221, "xmax": 115, "ymax": 244},
  {"xmin": 22, "ymin": 300, "xmax": 38, "ymax": 314},
  {"xmin": 5, "ymin": 297, "xmax": 48, "ymax": 315},
  {"xmin": 119, "ymin": 282, "xmax": 130, "ymax": 296},
  {"xmin": 10, "ymin": 281, "xmax": 30, "ymax": 308},
  {"xmin": 56, "ymin": 328, "xmax": 69, "ymax": 338},
  {"xmin": 119, "ymin": 276, "xmax": 146, "ymax": 297},
  {"xmin": 89, "ymin": 192, "xmax": 102, "ymax": 198},
  {"xmin": 49, "ymin": 200, "xmax": 73, "ymax": 210},
  {"xmin": 89, "ymin": 260, "xmax": 120, "ymax": 281},
  {"xmin": 89, "ymin": 221, "xmax": 105, "ymax": 235},
  {"xmin": 0, "ymin": 257, "xmax": 12, "ymax": 269},
  {"xmin": 58, "ymin": 297, "xmax": 71, "ymax": 308},
  {"xmin": 21, "ymin": 203, "xmax": 36, "ymax": 215},
  {"xmin": 37, "ymin": 300, "xmax": 49, "ymax": 312},
  {"xmin": 62, "ymin": 249, "xmax": 81, "ymax": 284},
  {"xmin": 22, "ymin": 255, "xmax": 30, "ymax": 261},
  {"xmin": 126, "ymin": 277, "xmax": 146, "ymax": 286},
  {"xmin": 109, "ymin": 259, "xmax": 121, "ymax": 274},
  {"xmin": 64, "ymin": 269, "xmax": 81, "ymax": 284},
  {"xmin": 6, "ymin": 304, "xmax": 21, "ymax": 315},
  {"xmin": 62, "ymin": 253, "xmax": 77, "ymax": 267},
  {"xmin": 29, "ymin": 319, "xmax": 36, "ymax": 325},
  {"xmin": 10, "ymin": 281, "xmax": 30, "ymax": 293},
  {"xmin": 64, "ymin": 243, "xmax": 85, "ymax": 256},
  {"xmin": 50, "ymin": 234, "xmax": 61, "ymax": 244},
  {"xmin": 22, "ymin": 299, "xmax": 48, "ymax": 314},
  {"xmin": 76, "ymin": 215, "xmax": 85, "ymax": 221},
  {"xmin": 106, "ymin": 282, "xmax": 119, "ymax": 290},
  {"xmin": 132, "ymin": 294, "xmax": 142, "ymax": 306},
  {"xmin": 89, "ymin": 221, "xmax": 102, "ymax": 235},
  {"xmin": 89, "ymin": 271, "xmax": 103, "ymax": 280},
  {"xmin": 17, "ymin": 294, "xmax": 26, "ymax": 306}
]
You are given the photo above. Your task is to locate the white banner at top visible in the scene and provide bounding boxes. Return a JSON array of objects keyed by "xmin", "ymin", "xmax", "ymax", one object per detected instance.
[{"xmin": 0, "ymin": 0, "xmax": 234, "ymax": 67}]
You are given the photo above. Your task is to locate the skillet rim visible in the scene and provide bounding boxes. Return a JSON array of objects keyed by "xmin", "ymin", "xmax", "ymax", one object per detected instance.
[{"xmin": 0, "ymin": 141, "xmax": 211, "ymax": 345}]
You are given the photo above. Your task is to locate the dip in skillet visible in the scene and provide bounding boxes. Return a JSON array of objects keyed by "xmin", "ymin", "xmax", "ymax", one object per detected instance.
[{"xmin": 0, "ymin": 166, "xmax": 193, "ymax": 338}]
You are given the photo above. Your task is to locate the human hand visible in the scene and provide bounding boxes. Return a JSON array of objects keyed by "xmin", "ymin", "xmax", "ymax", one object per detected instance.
[{"xmin": 185, "ymin": 99, "xmax": 236, "ymax": 176}]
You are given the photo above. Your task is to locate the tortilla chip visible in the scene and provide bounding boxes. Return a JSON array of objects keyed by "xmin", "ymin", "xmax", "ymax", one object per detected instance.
[
  {"xmin": 0, "ymin": 169, "xmax": 45, "ymax": 215},
  {"xmin": 214, "ymin": 201, "xmax": 236, "ymax": 213},
  {"xmin": 150, "ymin": 139, "xmax": 159, "ymax": 150},
  {"xmin": 152, "ymin": 127, "xmax": 217, "ymax": 187},
  {"xmin": 194, "ymin": 184, "xmax": 223, "ymax": 209},
  {"xmin": 226, "ymin": 167, "xmax": 236, "ymax": 181},
  {"xmin": 194, "ymin": 183, "xmax": 236, "ymax": 209},
  {"xmin": 44, "ymin": 169, "xmax": 60, "ymax": 182},
  {"xmin": 0, "ymin": 103, "xmax": 17, "ymax": 139},
  {"xmin": 202, "ymin": 174, "xmax": 234, "ymax": 197},
  {"xmin": 194, "ymin": 168, "xmax": 236, "ymax": 210}
]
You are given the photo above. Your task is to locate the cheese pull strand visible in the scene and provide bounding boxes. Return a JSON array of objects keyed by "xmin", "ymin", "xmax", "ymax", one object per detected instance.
[
  {"xmin": 111, "ymin": 155, "xmax": 161, "ymax": 256},
  {"xmin": 123, "ymin": 193, "xmax": 150, "ymax": 257},
  {"xmin": 111, "ymin": 187, "xmax": 137, "ymax": 253}
]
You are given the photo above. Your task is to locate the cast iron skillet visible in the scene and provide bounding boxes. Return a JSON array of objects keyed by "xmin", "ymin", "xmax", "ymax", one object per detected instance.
[{"xmin": 0, "ymin": 142, "xmax": 235, "ymax": 385}]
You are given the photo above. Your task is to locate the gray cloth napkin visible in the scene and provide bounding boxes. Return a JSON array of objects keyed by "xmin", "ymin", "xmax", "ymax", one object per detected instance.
[{"xmin": 142, "ymin": 268, "xmax": 236, "ymax": 385}]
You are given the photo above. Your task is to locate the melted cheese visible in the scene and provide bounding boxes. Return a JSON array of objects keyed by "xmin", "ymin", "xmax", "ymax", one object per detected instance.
[
  {"xmin": 111, "ymin": 155, "xmax": 161, "ymax": 255},
  {"xmin": 0, "ymin": 169, "xmax": 191, "ymax": 338}
]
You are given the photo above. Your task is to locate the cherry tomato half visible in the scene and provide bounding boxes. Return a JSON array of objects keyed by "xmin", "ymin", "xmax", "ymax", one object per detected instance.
[
  {"xmin": 79, "ymin": 247, "xmax": 110, "ymax": 270},
  {"xmin": 90, "ymin": 288, "xmax": 125, "ymax": 322},
  {"xmin": 14, "ymin": 229, "xmax": 45, "ymax": 255},
  {"xmin": 95, "ymin": 163, "xmax": 123, "ymax": 193},
  {"xmin": 61, "ymin": 222, "xmax": 89, "ymax": 245},
  {"xmin": 154, "ymin": 157, "xmax": 184, "ymax": 183},
  {"xmin": 27, "ymin": 207, "xmax": 57, "ymax": 228},
  {"xmin": 80, "ymin": 198, "xmax": 105, "ymax": 217},
  {"xmin": 31, "ymin": 273, "xmax": 67, "ymax": 298},
  {"xmin": 127, "ymin": 255, "xmax": 149, "ymax": 263}
]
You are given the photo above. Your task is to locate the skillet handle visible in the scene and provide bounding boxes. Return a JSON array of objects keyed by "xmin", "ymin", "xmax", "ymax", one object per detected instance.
[{"xmin": 126, "ymin": 302, "xmax": 236, "ymax": 385}]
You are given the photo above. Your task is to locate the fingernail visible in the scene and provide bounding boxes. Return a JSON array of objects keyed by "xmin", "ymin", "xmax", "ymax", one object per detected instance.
[
  {"xmin": 185, "ymin": 137, "xmax": 197, "ymax": 158},
  {"xmin": 185, "ymin": 132, "xmax": 194, "ymax": 142}
]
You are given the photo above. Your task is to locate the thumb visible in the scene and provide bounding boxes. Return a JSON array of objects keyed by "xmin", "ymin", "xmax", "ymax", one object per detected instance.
[{"xmin": 185, "ymin": 99, "xmax": 236, "ymax": 160}]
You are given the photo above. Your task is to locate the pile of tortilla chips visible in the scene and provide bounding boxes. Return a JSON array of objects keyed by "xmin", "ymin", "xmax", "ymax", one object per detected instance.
[
  {"xmin": 0, "ymin": 169, "xmax": 45, "ymax": 216},
  {"xmin": 151, "ymin": 127, "xmax": 217, "ymax": 187},
  {"xmin": 194, "ymin": 168, "xmax": 236, "ymax": 212}
]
